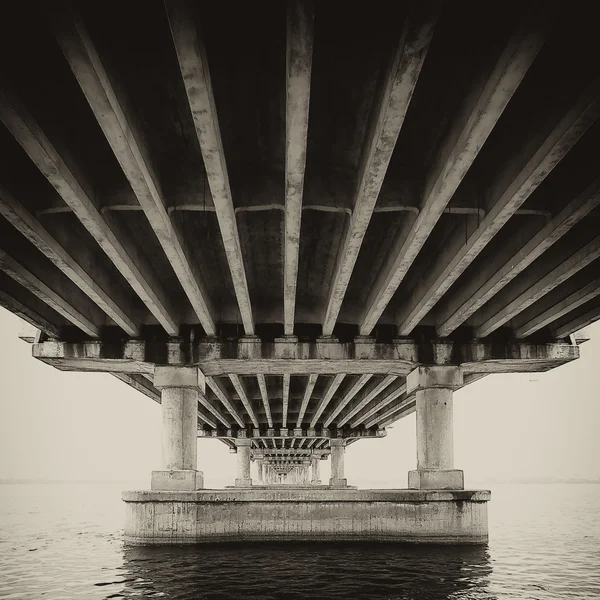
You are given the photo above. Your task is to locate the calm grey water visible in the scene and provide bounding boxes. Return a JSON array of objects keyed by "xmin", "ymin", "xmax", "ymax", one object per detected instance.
[{"xmin": 0, "ymin": 483, "xmax": 599, "ymax": 599}]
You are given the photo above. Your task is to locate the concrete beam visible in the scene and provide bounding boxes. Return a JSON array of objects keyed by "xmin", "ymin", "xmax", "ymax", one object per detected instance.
[
  {"xmin": 53, "ymin": 9, "xmax": 216, "ymax": 335},
  {"xmin": 284, "ymin": 0, "xmax": 314, "ymax": 335},
  {"xmin": 0, "ymin": 250, "xmax": 99, "ymax": 337},
  {"xmin": 477, "ymin": 237, "xmax": 600, "ymax": 337},
  {"xmin": 251, "ymin": 449, "xmax": 329, "ymax": 458},
  {"xmin": 0, "ymin": 185, "xmax": 139, "ymax": 336},
  {"xmin": 350, "ymin": 380, "xmax": 407, "ymax": 428},
  {"xmin": 337, "ymin": 375, "xmax": 398, "ymax": 427},
  {"xmin": 440, "ymin": 175, "xmax": 600, "ymax": 336},
  {"xmin": 553, "ymin": 305, "xmax": 600, "ymax": 339},
  {"xmin": 398, "ymin": 86, "xmax": 600, "ymax": 337},
  {"xmin": 310, "ymin": 373, "xmax": 345, "ymax": 428},
  {"xmin": 0, "ymin": 85, "xmax": 179, "ymax": 336},
  {"xmin": 166, "ymin": 0, "xmax": 254, "ymax": 335},
  {"xmin": 0, "ymin": 288, "xmax": 60, "ymax": 338},
  {"xmin": 229, "ymin": 374, "xmax": 259, "ymax": 428},
  {"xmin": 205, "ymin": 376, "xmax": 245, "ymax": 428},
  {"xmin": 322, "ymin": 4, "xmax": 439, "ymax": 335},
  {"xmin": 198, "ymin": 429, "xmax": 385, "ymax": 440},
  {"xmin": 112, "ymin": 373, "xmax": 160, "ymax": 403},
  {"xmin": 324, "ymin": 374, "xmax": 373, "ymax": 427},
  {"xmin": 361, "ymin": 16, "xmax": 548, "ymax": 335},
  {"xmin": 517, "ymin": 276, "xmax": 600, "ymax": 338},
  {"xmin": 257, "ymin": 374, "xmax": 273, "ymax": 428},
  {"xmin": 31, "ymin": 339, "xmax": 579, "ymax": 376},
  {"xmin": 296, "ymin": 373, "xmax": 318, "ymax": 426}
]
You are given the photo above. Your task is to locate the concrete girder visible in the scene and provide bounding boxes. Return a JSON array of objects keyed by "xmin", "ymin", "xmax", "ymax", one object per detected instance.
[
  {"xmin": 350, "ymin": 379, "xmax": 407, "ymax": 428},
  {"xmin": 205, "ymin": 376, "xmax": 245, "ymax": 428},
  {"xmin": 0, "ymin": 185, "xmax": 139, "ymax": 336},
  {"xmin": 112, "ymin": 373, "xmax": 160, "ymax": 403},
  {"xmin": 443, "ymin": 174, "xmax": 600, "ymax": 337},
  {"xmin": 53, "ymin": 8, "xmax": 217, "ymax": 335},
  {"xmin": 283, "ymin": 0, "xmax": 314, "ymax": 335},
  {"xmin": 321, "ymin": 3, "xmax": 439, "ymax": 335},
  {"xmin": 0, "ymin": 250, "xmax": 100, "ymax": 337},
  {"xmin": 296, "ymin": 373, "xmax": 318, "ymax": 426},
  {"xmin": 477, "ymin": 237, "xmax": 600, "ymax": 337},
  {"xmin": 310, "ymin": 373, "xmax": 345, "ymax": 428},
  {"xmin": 398, "ymin": 86, "xmax": 600, "ymax": 338},
  {"xmin": 198, "ymin": 429, "xmax": 385, "ymax": 440},
  {"xmin": 31, "ymin": 338, "xmax": 580, "ymax": 379},
  {"xmin": 337, "ymin": 374, "xmax": 398, "ymax": 427},
  {"xmin": 0, "ymin": 84, "xmax": 180, "ymax": 336},
  {"xmin": 0, "ymin": 287, "xmax": 60, "ymax": 338},
  {"xmin": 256, "ymin": 374, "xmax": 273, "ymax": 428},
  {"xmin": 282, "ymin": 373, "xmax": 291, "ymax": 427},
  {"xmin": 517, "ymin": 276, "xmax": 600, "ymax": 338},
  {"xmin": 324, "ymin": 374, "xmax": 373, "ymax": 427},
  {"xmin": 361, "ymin": 12, "xmax": 550, "ymax": 335},
  {"xmin": 165, "ymin": 0, "xmax": 254, "ymax": 335},
  {"xmin": 553, "ymin": 304, "xmax": 600, "ymax": 339},
  {"xmin": 228, "ymin": 374, "xmax": 259, "ymax": 428}
]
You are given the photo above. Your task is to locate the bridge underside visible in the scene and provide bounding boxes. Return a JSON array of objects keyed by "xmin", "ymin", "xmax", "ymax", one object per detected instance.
[{"xmin": 0, "ymin": 0, "xmax": 598, "ymax": 543}]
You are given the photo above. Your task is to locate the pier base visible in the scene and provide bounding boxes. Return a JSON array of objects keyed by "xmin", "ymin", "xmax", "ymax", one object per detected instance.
[{"xmin": 122, "ymin": 488, "xmax": 489, "ymax": 545}]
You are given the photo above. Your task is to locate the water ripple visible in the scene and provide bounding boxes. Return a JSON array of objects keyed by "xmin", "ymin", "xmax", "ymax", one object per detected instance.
[{"xmin": 0, "ymin": 483, "xmax": 599, "ymax": 599}]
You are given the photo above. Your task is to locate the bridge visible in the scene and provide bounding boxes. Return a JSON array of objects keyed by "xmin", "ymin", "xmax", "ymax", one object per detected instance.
[{"xmin": 0, "ymin": 0, "xmax": 598, "ymax": 543}]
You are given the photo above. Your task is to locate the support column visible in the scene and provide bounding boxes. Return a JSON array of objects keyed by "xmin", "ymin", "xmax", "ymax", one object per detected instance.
[
  {"xmin": 151, "ymin": 366, "xmax": 204, "ymax": 491},
  {"xmin": 329, "ymin": 438, "xmax": 347, "ymax": 488},
  {"xmin": 257, "ymin": 460, "xmax": 263, "ymax": 484},
  {"xmin": 311, "ymin": 456, "xmax": 321, "ymax": 484},
  {"xmin": 407, "ymin": 366, "xmax": 464, "ymax": 490},
  {"xmin": 235, "ymin": 438, "xmax": 252, "ymax": 487},
  {"xmin": 302, "ymin": 461, "xmax": 310, "ymax": 484}
]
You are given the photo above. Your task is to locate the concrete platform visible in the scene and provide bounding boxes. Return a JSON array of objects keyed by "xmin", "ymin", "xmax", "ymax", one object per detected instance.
[{"xmin": 122, "ymin": 488, "xmax": 490, "ymax": 545}]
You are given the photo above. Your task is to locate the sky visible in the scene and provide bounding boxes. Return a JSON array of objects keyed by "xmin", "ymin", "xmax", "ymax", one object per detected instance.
[{"xmin": 0, "ymin": 307, "xmax": 598, "ymax": 488}]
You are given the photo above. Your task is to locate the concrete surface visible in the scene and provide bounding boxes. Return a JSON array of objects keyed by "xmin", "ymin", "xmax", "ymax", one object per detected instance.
[{"xmin": 122, "ymin": 488, "xmax": 490, "ymax": 545}]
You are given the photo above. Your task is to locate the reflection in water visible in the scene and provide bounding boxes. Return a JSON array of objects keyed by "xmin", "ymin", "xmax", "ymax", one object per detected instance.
[{"xmin": 120, "ymin": 542, "xmax": 494, "ymax": 600}]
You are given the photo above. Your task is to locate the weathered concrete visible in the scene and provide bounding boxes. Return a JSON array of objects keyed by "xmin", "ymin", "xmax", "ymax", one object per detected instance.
[
  {"xmin": 311, "ymin": 456, "xmax": 321, "ymax": 484},
  {"xmin": 151, "ymin": 367, "xmax": 204, "ymax": 491},
  {"xmin": 235, "ymin": 438, "xmax": 252, "ymax": 487},
  {"xmin": 122, "ymin": 489, "xmax": 489, "ymax": 545},
  {"xmin": 408, "ymin": 366, "xmax": 464, "ymax": 490},
  {"xmin": 329, "ymin": 439, "xmax": 347, "ymax": 488}
]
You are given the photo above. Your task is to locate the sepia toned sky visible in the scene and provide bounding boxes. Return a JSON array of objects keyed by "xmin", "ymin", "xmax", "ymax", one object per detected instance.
[{"xmin": 0, "ymin": 307, "xmax": 598, "ymax": 488}]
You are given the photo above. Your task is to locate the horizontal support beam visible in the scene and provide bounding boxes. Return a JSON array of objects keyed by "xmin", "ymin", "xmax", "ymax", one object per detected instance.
[
  {"xmin": 251, "ymin": 449, "xmax": 329, "ymax": 458},
  {"xmin": 198, "ymin": 429, "xmax": 386, "ymax": 439},
  {"xmin": 31, "ymin": 339, "xmax": 579, "ymax": 376}
]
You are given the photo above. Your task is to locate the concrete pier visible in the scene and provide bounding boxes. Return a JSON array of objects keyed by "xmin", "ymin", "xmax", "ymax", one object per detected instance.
[
  {"xmin": 150, "ymin": 367, "xmax": 204, "ymax": 492},
  {"xmin": 235, "ymin": 439, "xmax": 252, "ymax": 487},
  {"xmin": 407, "ymin": 367, "xmax": 464, "ymax": 490},
  {"xmin": 123, "ymin": 489, "xmax": 490, "ymax": 545},
  {"xmin": 329, "ymin": 439, "xmax": 347, "ymax": 488}
]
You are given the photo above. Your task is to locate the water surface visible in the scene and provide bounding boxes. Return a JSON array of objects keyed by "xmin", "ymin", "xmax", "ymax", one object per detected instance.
[{"xmin": 0, "ymin": 483, "xmax": 599, "ymax": 599}]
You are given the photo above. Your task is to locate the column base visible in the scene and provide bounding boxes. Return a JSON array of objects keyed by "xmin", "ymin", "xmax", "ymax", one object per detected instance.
[
  {"xmin": 235, "ymin": 478, "xmax": 253, "ymax": 487},
  {"xmin": 311, "ymin": 480, "xmax": 322, "ymax": 485},
  {"xmin": 151, "ymin": 470, "xmax": 203, "ymax": 491},
  {"xmin": 408, "ymin": 469, "xmax": 464, "ymax": 490},
  {"xmin": 123, "ymin": 489, "xmax": 489, "ymax": 545},
  {"xmin": 329, "ymin": 478, "xmax": 348, "ymax": 488}
]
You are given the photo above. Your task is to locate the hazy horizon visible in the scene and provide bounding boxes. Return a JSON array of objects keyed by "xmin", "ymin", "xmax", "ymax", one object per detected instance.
[{"xmin": 1, "ymin": 307, "xmax": 599, "ymax": 488}]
